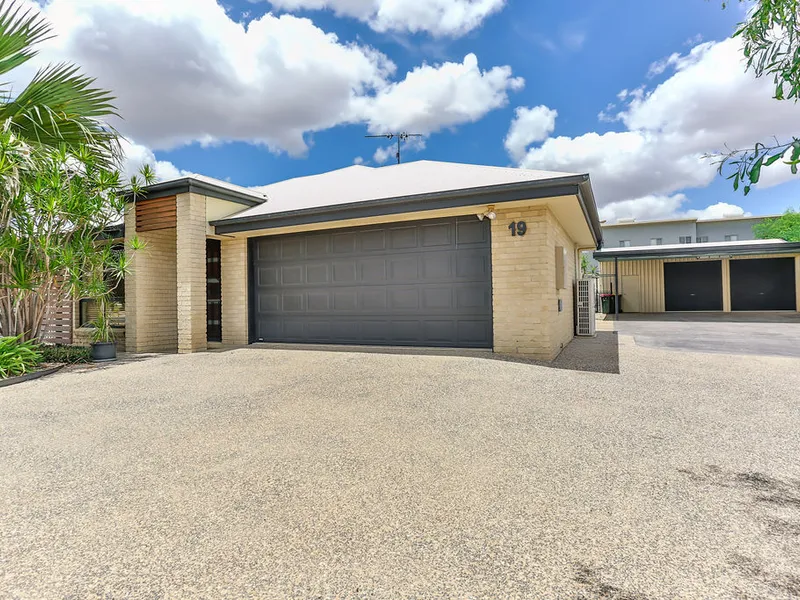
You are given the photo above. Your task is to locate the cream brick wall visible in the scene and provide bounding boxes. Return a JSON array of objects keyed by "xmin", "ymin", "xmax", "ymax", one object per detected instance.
[
  {"xmin": 125, "ymin": 205, "xmax": 178, "ymax": 353},
  {"xmin": 176, "ymin": 192, "xmax": 208, "ymax": 353},
  {"xmin": 221, "ymin": 236, "xmax": 249, "ymax": 345},
  {"xmin": 549, "ymin": 210, "xmax": 577, "ymax": 354},
  {"xmin": 491, "ymin": 206, "xmax": 574, "ymax": 361}
]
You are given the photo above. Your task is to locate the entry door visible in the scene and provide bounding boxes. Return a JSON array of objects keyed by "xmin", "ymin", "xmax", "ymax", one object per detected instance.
[
  {"xmin": 730, "ymin": 258, "xmax": 796, "ymax": 311},
  {"xmin": 206, "ymin": 239, "xmax": 222, "ymax": 342},
  {"xmin": 621, "ymin": 275, "xmax": 641, "ymax": 313},
  {"xmin": 249, "ymin": 216, "xmax": 493, "ymax": 348},
  {"xmin": 664, "ymin": 261, "xmax": 723, "ymax": 311}
]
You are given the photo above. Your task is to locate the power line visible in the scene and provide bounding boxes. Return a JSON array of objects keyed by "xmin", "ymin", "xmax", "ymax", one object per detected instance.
[{"xmin": 365, "ymin": 132, "xmax": 423, "ymax": 164}]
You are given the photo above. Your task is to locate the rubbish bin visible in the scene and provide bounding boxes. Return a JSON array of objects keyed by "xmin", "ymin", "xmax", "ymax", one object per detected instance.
[{"xmin": 600, "ymin": 294, "xmax": 620, "ymax": 314}]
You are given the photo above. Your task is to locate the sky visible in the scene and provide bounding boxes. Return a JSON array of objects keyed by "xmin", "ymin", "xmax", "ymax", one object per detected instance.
[{"xmin": 21, "ymin": 0, "xmax": 800, "ymax": 222}]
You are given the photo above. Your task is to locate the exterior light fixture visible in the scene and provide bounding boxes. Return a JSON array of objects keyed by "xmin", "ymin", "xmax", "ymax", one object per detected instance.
[{"xmin": 477, "ymin": 205, "xmax": 497, "ymax": 221}]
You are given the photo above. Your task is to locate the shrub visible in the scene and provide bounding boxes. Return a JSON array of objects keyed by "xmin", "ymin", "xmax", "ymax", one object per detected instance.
[
  {"xmin": 39, "ymin": 344, "xmax": 91, "ymax": 365},
  {"xmin": 0, "ymin": 336, "xmax": 42, "ymax": 379}
]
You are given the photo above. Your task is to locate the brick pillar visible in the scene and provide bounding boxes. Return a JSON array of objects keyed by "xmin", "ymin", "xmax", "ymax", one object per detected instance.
[
  {"xmin": 221, "ymin": 236, "xmax": 249, "ymax": 346},
  {"xmin": 176, "ymin": 192, "xmax": 208, "ymax": 353}
]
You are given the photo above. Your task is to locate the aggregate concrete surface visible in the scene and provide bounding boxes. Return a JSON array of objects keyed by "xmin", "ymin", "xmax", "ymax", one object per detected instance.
[{"xmin": 1, "ymin": 335, "xmax": 799, "ymax": 599}]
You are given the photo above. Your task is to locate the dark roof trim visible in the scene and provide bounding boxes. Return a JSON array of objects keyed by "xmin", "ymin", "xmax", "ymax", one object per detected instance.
[
  {"xmin": 212, "ymin": 174, "xmax": 603, "ymax": 244},
  {"xmin": 577, "ymin": 178, "xmax": 603, "ymax": 249},
  {"xmin": 130, "ymin": 178, "xmax": 266, "ymax": 208},
  {"xmin": 593, "ymin": 241, "xmax": 800, "ymax": 261}
]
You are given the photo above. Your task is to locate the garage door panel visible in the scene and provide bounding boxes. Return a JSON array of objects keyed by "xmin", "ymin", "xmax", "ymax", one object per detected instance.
[
  {"xmin": 457, "ymin": 219, "xmax": 489, "ymax": 245},
  {"xmin": 250, "ymin": 216, "xmax": 492, "ymax": 348},
  {"xmin": 664, "ymin": 261, "xmax": 723, "ymax": 311},
  {"xmin": 421, "ymin": 223, "xmax": 452, "ymax": 247},
  {"xmin": 731, "ymin": 258, "xmax": 796, "ymax": 311}
]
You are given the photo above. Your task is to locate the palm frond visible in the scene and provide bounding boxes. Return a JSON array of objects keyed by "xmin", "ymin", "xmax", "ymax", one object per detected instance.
[
  {"xmin": 0, "ymin": 0, "xmax": 53, "ymax": 77},
  {"xmin": 0, "ymin": 62, "xmax": 119, "ymax": 163}
]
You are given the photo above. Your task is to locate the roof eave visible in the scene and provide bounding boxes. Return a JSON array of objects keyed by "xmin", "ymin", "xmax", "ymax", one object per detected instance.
[
  {"xmin": 211, "ymin": 174, "xmax": 599, "ymax": 236},
  {"xmin": 128, "ymin": 177, "xmax": 267, "ymax": 208},
  {"xmin": 593, "ymin": 241, "xmax": 800, "ymax": 261}
]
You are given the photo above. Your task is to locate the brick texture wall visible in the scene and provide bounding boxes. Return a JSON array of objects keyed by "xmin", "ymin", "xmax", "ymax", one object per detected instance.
[
  {"xmin": 491, "ymin": 206, "xmax": 575, "ymax": 360},
  {"xmin": 221, "ymin": 236, "xmax": 249, "ymax": 346},
  {"xmin": 176, "ymin": 193, "xmax": 208, "ymax": 353},
  {"xmin": 124, "ymin": 211, "xmax": 178, "ymax": 352}
]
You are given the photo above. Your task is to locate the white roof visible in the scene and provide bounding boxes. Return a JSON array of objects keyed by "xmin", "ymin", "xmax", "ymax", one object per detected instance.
[
  {"xmin": 226, "ymin": 160, "xmax": 580, "ymax": 220},
  {"xmin": 156, "ymin": 173, "xmax": 269, "ymax": 202},
  {"xmin": 596, "ymin": 238, "xmax": 790, "ymax": 254}
]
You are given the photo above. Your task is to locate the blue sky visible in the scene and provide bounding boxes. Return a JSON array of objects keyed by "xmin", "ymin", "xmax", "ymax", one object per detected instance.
[{"xmin": 29, "ymin": 0, "xmax": 800, "ymax": 221}]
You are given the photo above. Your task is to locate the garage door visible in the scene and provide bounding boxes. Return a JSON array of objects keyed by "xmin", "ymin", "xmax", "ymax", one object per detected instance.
[
  {"xmin": 664, "ymin": 260, "xmax": 723, "ymax": 311},
  {"xmin": 249, "ymin": 216, "xmax": 493, "ymax": 348},
  {"xmin": 730, "ymin": 258, "xmax": 796, "ymax": 311}
]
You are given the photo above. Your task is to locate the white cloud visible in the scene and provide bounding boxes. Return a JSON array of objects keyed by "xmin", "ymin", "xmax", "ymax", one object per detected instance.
[
  {"xmin": 372, "ymin": 136, "xmax": 426, "ymax": 165},
  {"xmin": 120, "ymin": 139, "xmax": 188, "ymax": 182},
  {"xmin": 599, "ymin": 195, "xmax": 748, "ymax": 223},
  {"xmin": 353, "ymin": 156, "xmax": 365, "ymax": 165},
  {"xmin": 265, "ymin": 0, "xmax": 506, "ymax": 37},
  {"xmin": 504, "ymin": 105, "xmax": 557, "ymax": 162},
  {"xmin": 26, "ymin": 0, "xmax": 522, "ymax": 157},
  {"xmin": 355, "ymin": 53, "xmax": 524, "ymax": 135},
  {"xmin": 511, "ymin": 37, "xmax": 800, "ymax": 219}
]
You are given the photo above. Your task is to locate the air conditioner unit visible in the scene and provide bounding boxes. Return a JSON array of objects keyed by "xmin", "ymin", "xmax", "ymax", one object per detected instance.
[{"xmin": 576, "ymin": 278, "xmax": 597, "ymax": 337}]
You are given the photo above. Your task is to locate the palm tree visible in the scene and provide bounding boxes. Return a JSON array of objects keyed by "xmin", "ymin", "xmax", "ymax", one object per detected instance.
[{"xmin": 0, "ymin": 0, "xmax": 118, "ymax": 159}]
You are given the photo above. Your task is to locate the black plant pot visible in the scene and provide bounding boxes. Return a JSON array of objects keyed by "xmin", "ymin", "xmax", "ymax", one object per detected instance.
[{"xmin": 90, "ymin": 342, "xmax": 117, "ymax": 363}]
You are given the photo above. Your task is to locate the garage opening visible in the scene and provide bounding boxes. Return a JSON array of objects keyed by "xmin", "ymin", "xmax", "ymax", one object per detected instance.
[
  {"xmin": 730, "ymin": 258, "xmax": 796, "ymax": 311},
  {"xmin": 249, "ymin": 216, "xmax": 493, "ymax": 348},
  {"xmin": 664, "ymin": 260, "xmax": 723, "ymax": 311}
]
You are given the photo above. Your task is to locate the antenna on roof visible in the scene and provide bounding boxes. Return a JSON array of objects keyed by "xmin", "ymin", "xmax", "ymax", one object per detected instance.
[{"xmin": 365, "ymin": 132, "xmax": 423, "ymax": 164}]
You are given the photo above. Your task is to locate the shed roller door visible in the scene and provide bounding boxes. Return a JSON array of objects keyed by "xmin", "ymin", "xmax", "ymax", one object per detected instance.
[
  {"xmin": 730, "ymin": 258, "xmax": 796, "ymax": 311},
  {"xmin": 249, "ymin": 216, "xmax": 493, "ymax": 348},
  {"xmin": 664, "ymin": 260, "xmax": 723, "ymax": 311}
]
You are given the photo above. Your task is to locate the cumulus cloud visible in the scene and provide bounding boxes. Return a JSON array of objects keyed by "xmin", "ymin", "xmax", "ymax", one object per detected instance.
[
  {"xmin": 355, "ymin": 53, "xmax": 524, "ymax": 134},
  {"xmin": 599, "ymin": 195, "xmax": 748, "ymax": 223},
  {"xmin": 504, "ymin": 105, "xmax": 558, "ymax": 162},
  {"xmin": 120, "ymin": 139, "xmax": 189, "ymax": 182},
  {"xmin": 265, "ymin": 0, "xmax": 506, "ymax": 37},
  {"xmin": 372, "ymin": 136, "xmax": 426, "ymax": 165},
  {"xmin": 25, "ymin": 0, "xmax": 522, "ymax": 157},
  {"xmin": 510, "ymin": 36, "xmax": 800, "ymax": 221}
]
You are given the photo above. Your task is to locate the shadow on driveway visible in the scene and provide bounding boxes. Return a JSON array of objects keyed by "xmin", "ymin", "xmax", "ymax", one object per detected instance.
[{"xmin": 245, "ymin": 332, "xmax": 621, "ymax": 375}]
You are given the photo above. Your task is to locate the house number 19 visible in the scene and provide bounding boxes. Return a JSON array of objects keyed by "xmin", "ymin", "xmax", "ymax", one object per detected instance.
[{"xmin": 508, "ymin": 220, "xmax": 527, "ymax": 237}]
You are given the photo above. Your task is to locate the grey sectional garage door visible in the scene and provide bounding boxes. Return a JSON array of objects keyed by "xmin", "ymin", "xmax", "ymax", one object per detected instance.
[
  {"xmin": 249, "ymin": 216, "xmax": 492, "ymax": 348},
  {"xmin": 664, "ymin": 260, "xmax": 723, "ymax": 311}
]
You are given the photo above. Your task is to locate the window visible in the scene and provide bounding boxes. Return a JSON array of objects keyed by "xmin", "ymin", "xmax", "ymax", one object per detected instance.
[
  {"xmin": 724, "ymin": 234, "xmax": 739, "ymax": 241},
  {"xmin": 696, "ymin": 236, "xmax": 708, "ymax": 243},
  {"xmin": 78, "ymin": 244, "xmax": 125, "ymax": 327},
  {"xmin": 650, "ymin": 238, "xmax": 663, "ymax": 246},
  {"xmin": 619, "ymin": 240, "xmax": 631, "ymax": 247},
  {"xmin": 679, "ymin": 236, "xmax": 692, "ymax": 244}
]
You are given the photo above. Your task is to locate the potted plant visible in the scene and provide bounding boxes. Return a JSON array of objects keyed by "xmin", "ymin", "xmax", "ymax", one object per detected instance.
[{"xmin": 89, "ymin": 297, "xmax": 116, "ymax": 362}]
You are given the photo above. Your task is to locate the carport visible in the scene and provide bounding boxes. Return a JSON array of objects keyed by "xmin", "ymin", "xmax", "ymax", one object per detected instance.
[{"xmin": 594, "ymin": 239, "xmax": 800, "ymax": 314}]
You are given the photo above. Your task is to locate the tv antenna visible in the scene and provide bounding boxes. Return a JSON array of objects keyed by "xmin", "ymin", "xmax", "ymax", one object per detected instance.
[{"xmin": 365, "ymin": 132, "xmax": 423, "ymax": 164}]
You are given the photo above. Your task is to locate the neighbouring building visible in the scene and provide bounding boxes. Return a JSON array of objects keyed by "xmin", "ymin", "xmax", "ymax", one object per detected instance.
[
  {"xmin": 602, "ymin": 214, "xmax": 776, "ymax": 248},
  {"xmin": 594, "ymin": 239, "xmax": 800, "ymax": 313},
  {"xmin": 110, "ymin": 160, "xmax": 603, "ymax": 361}
]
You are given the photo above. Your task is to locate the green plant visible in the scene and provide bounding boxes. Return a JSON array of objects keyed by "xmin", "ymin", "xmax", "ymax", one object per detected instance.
[
  {"xmin": 0, "ymin": 140, "xmax": 151, "ymax": 342},
  {"xmin": 753, "ymin": 208, "xmax": 800, "ymax": 241},
  {"xmin": 39, "ymin": 344, "xmax": 90, "ymax": 364},
  {"xmin": 0, "ymin": 0, "xmax": 119, "ymax": 160},
  {"xmin": 90, "ymin": 300, "xmax": 114, "ymax": 344},
  {"xmin": 714, "ymin": 0, "xmax": 800, "ymax": 192},
  {"xmin": 0, "ymin": 334, "xmax": 41, "ymax": 378}
]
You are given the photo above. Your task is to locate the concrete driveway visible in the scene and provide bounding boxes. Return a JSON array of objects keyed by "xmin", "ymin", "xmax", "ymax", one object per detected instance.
[
  {"xmin": 610, "ymin": 312, "xmax": 800, "ymax": 358},
  {"xmin": 1, "ymin": 337, "xmax": 799, "ymax": 599}
]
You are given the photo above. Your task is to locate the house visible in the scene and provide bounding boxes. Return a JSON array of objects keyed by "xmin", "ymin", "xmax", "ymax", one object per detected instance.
[
  {"xmin": 594, "ymin": 239, "xmax": 800, "ymax": 313},
  {"xmin": 112, "ymin": 160, "xmax": 602, "ymax": 360},
  {"xmin": 602, "ymin": 214, "xmax": 777, "ymax": 248}
]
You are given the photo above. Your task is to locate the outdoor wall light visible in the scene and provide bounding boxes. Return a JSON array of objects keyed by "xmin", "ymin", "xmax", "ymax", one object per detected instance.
[{"xmin": 477, "ymin": 205, "xmax": 497, "ymax": 221}]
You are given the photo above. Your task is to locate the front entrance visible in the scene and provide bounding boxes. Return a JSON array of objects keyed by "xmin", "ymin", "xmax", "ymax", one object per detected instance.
[
  {"xmin": 248, "ymin": 216, "xmax": 493, "ymax": 348},
  {"xmin": 206, "ymin": 239, "xmax": 222, "ymax": 343},
  {"xmin": 730, "ymin": 258, "xmax": 796, "ymax": 311},
  {"xmin": 664, "ymin": 260, "xmax": 723, "ymax": 311}
]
